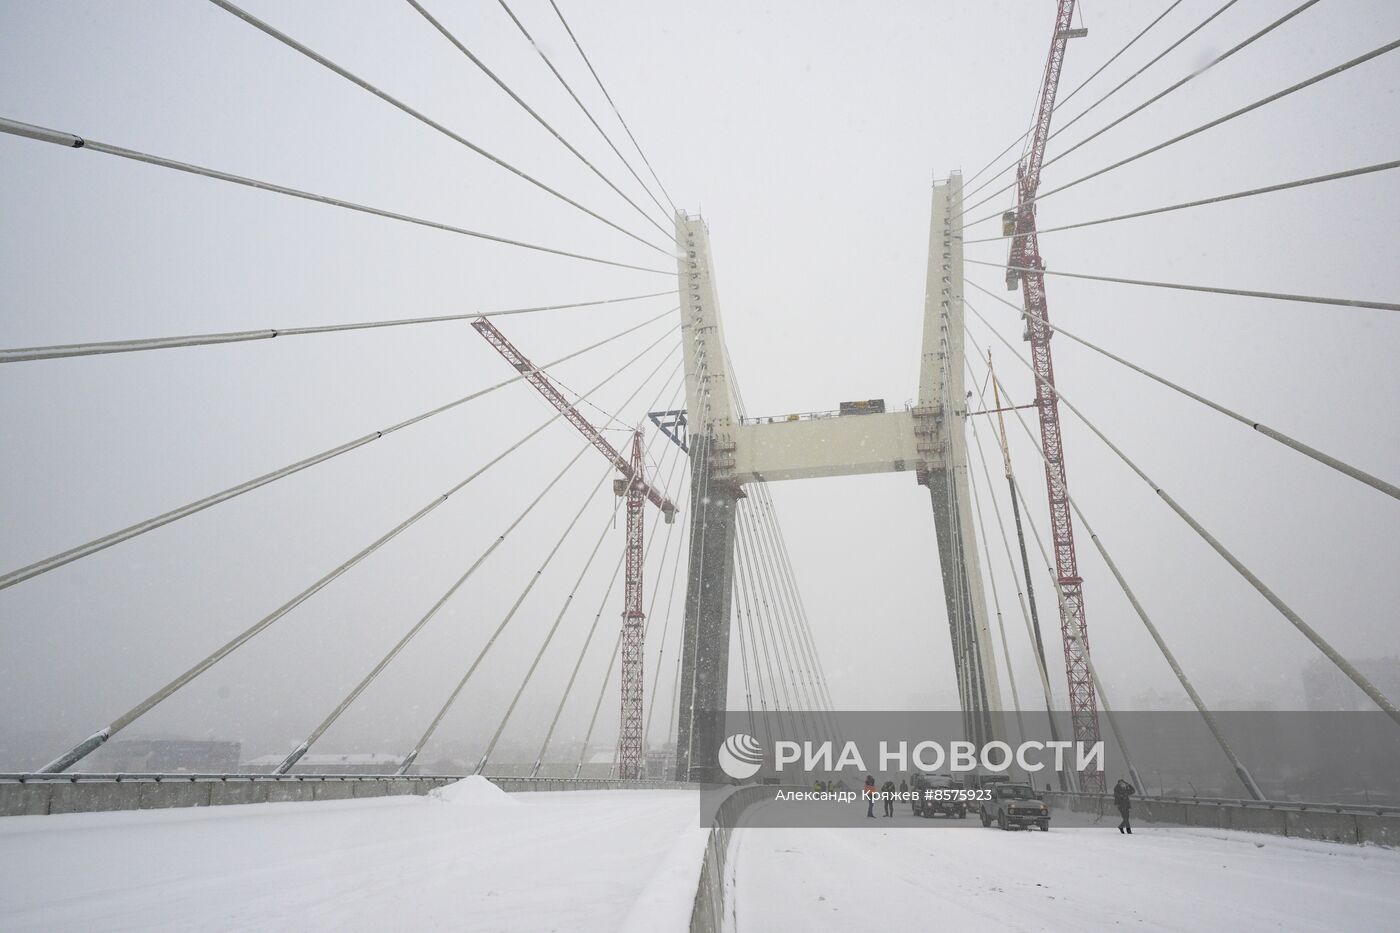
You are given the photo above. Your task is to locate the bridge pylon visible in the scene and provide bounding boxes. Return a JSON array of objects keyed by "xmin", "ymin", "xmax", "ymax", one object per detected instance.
[
  {"xmin": 671, "ymin": 185, "xmax": 1005, "ymax": 780},
  {"xmin": 673, "ymin": 213, "xmax": 743, "ymax": 783}
]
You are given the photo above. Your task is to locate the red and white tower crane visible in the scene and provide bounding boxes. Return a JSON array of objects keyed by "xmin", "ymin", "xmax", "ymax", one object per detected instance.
[
  {"xmin": 1002, "ymin": 0, "xmax": 1106, "ymax": 794},
  {"xmin": 471, "ymin": 318, "xmax": 675, "ymax": 780}
]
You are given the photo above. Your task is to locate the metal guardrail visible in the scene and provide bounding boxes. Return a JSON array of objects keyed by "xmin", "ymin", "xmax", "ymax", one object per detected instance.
[
  {"xmin": 0, "ymin": 772, "xmax": 699, "ymax": 818},
  {"xmin": 1048, "ymin": 790, "xmax": 1400, "ymax": 817},
  {"xmin": 0, "ymin": 772, "xmax": 692, "ymax": 785}
]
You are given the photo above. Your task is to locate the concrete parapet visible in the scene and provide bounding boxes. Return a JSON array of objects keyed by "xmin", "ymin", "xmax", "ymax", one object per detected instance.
[
  {"xmin": 311, "ymin": 781, "xmax": 354, "ymax": 801},
  {"xmin": 0, "ymin": 783, "xmax": 51, "ymax": 816},
  {"xmin": 264, "ymin": 782, "xmax": 317, "ymax": 804},
  {"xmin": 49, "ymin": 781, "xmax": 142, "ymax": 814},
  {"xmin": 139, "ymin": 782, "xmax": 211, "ymax": 810},
  {"xmin": 209, "ymin": 782, "xmax": 268, "ymax": 806},
  {"xmin": 1, "ymin": 775, "xmax": 705, "ymax": 819}
]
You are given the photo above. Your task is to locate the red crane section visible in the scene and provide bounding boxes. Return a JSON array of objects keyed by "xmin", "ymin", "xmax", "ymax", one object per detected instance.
[
  {"xmin": 471, "ymin": 318, "xmax": 677, "ymax": 520},
  {"xmin": 619, "ymin": 431, "xmax": 647, "ymax": 779},
  {"xmin": 472, "ymin": 317, "xmax": 674, "ymax": 781},
  {"xmin": 1003, "ymin": 0, "xmax": 1106, "ymax": 795}
]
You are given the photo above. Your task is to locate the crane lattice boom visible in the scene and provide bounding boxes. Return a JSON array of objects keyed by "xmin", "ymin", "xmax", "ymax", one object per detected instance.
[
  {"xmin": 1004, "ymin": 0, "xmax": 1105, "ymax": 795},
  {"xmin": 471, "ymin": 318, "xmax": 677, "ymax": 519}
]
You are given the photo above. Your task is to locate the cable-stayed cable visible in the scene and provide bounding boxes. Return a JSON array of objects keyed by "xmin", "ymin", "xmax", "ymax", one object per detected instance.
[
  {"xmin": 726, "ymin": 371, "xmax": 840, "ymax": 731},
  {"xmin": 547, "ymin": 0, "xmax": 679, "ymax": 215},
  {"xmin": 640, "ymin": 478, "xmax": 692, "ymax": 748},
  {"xmin": 37, "ymin": 332, "xmax": 679, "ymax": 775},
  {"xmin": 736, "ymin": 507, "xmax": 817, "ymax": 721},
  {"xmin": 0, "ymin": 118, "xmax": 670, "ymax": 275},
  {"xmin": 731, "ymin": 570, "xmax": 760, "ymax": 738},
  {"xmin": 965, "ymin": 160, "xmax": 1400, "ymax": 244},
  {"xmin": 1044, "ymin": 0, "xmax": 1324, "ymax": 174},
  {"xmin": 964, "ymin": 280, "xmax": 1399, "ymax": 499},
  {"xmin": 395, "ymin": 351, "xmax": 682, "ymax": 772},
  {"xmin": 747, "ymin": 483, "xmax": 841, "ymax": 717},
  {"xmin": 965, "ymin": 449, "xmax": 1028, "ymax": 745},
  {"xmin": 967, "ymin": 37, "xmax": 1400, "ymax": 227},
  {"xmin": 276, "ymin": 440, "xmax": 598, "ymax": 774},
  {"xmin": 404, "ymin": 0, "xmax": 676, "ymax": 246},
  {"xmin": 0, "ymin": 309, "xmax": 676, "ymax": 592},
  {"xmin": 205, "ymin": 0, "xmax": 672, "ymax": 257},
  {"xmin": 734, "ymin": 520, "xmax": 798, "ymax": 741},
  {"xmin": 570, "ymin": 462, "xmax": 691, "ymax": 777},
  {"xmin": 963, "ymin": 305, "xmax": 1400, "ymax": 729},
  {"xmin": 530, "ymin": 404, "xmax": 688, "ymax": 777},
  {"xmin": 967, "ymin": 258, "xmax": 1400, "ymax": 313},
  {"xmin": 494, "ymin": 0, "xmax": 674, "ymax": 226},
  {"xmin": 961, "ymin": 354, "xmax": 1142, "ymax": 791},
  {"xmin": 737, "ymin": 504, "xmax": 825, "ymax": 740},
  {"xmin": 476, "ymin": 377, "xmax": 687, "ymax": 775},
  {"xmin": 0, "ymin": 291, "xmax": 677, "ymax": 364},
  {"xmin": 745, "ymin": 484, "xmax": 840, "ymax": 731},
  {"xmin": 966, "ymin": 412, "xmax": 1065, "ymax": 745},
  {"xmin": 962, "ymin": 0, "xmax": 1243, "ymax": 210},
  {"xmin": 966, "ymin": 349, "xmax": 1264, "ymax": 798}
]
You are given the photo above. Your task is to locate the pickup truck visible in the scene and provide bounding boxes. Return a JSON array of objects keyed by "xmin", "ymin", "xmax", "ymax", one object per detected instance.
[
  {"xmin": 978, "ymin": 782, "xmax": 1051, "ymax": 831},
  {"xmin": 909, "ymin": 772, "xmax": 970, "ymax": 819}
]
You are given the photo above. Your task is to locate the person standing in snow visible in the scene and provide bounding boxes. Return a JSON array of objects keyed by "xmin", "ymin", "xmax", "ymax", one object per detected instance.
[
  {"xmin": 1113, "ymin": 778, "xmax": 1136, "ymax": 834},
  {"xmin": 881, "ymin": 779, "xmax": 896, "ymax": 817},
  {"xmin": 864, "ymin": 774, "xmax": 877, "ymax": 819}
]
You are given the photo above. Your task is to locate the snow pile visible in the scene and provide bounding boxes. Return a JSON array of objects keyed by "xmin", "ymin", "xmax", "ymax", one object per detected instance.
[{"xmin": 427, "ymin": 776, "xmax": 519, "ymax": 807}]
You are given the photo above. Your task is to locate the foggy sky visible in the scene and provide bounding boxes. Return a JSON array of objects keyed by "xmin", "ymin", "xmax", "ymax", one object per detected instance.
[{"xmin": 2, "ymin": 0, "xmax": 1398, "ymax": 771}]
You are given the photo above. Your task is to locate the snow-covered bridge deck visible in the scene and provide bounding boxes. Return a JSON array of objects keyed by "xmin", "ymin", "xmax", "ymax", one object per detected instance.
[
  {"xmin": 6, "ymin": 786, "xmax": 1400, "ymax": 932},
  {"xmin": 732, "ymin": 800, "xmax": 1400, "ymax": 932},
  {"xmin": 0, "ymin": 781, "xmax": 706, "ymax": 932}
]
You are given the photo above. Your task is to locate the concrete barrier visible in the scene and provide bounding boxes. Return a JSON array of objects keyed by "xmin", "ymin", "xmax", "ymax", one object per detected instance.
[
  {"xmin": 0, "ymin": 783, "xmax": 51, "ymax": 817},
  {"xmin": 264, "ymin": 782, "xmax": 317, "ymax": 804},
  {"xmin": 139, "ymin": 782, "xmax": 211, "ymax": 810},
  {"xmin": 351, "ymin": 780, "xmax": 391, "ymax": 799},
  {"xmin": 689, "ymin": 786, "xmax": 800, "ymax": 933},
  {"xmin": 311, "ymin": 782, "xmax": 355, "ymax": 801},
  {"xmin": 0, "ymin": 774, "xmax": 702, "ymax": 817},
  {"xmin": 209, "ymin": 782, "xmax": 268, "ymax": 807},
  {"xmin": 49, "ymin": 782, "xmax": 143, "ymax": 815},
  {"xmin": 1354, "ymin": 813, "xmax": 1400, "ymax": 847},
  {"xmin": 1284, "ymin": 808, "xmax": 1358, "ymax": 844}
]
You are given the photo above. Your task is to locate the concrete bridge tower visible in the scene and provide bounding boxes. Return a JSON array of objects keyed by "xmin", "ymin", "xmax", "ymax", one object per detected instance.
[{"xmin": 673, "ymin": 177, "xmax": 1002, "ymax": 782}]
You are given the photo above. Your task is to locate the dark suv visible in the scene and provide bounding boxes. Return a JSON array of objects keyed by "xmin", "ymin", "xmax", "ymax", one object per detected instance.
[{"xmin": 909, "ymin": 771, "xmax": 968, "ymax": 819}]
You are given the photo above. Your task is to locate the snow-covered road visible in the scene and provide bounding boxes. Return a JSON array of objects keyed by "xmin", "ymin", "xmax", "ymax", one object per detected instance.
[
  {"xmin": 0, "ymin": 780, "xmax": 707, "ymax": 932},
  {"xmin": 732, "ymin": 801, "xmax": 1400, "ymax": 932},
  {"xmin": 6, "ymin": 787, "xmax": 1398, "ymax": 932}
]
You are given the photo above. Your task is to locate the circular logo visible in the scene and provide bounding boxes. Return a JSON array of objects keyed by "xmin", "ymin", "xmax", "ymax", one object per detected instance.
[{"xmin": 718, "ymin": 732, "xmax": 764, "ymax": 780}]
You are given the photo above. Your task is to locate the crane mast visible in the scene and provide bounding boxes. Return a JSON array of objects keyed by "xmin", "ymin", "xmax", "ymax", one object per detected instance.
[
  {"xmin": 471, "ymin": 318, "xmax": 674, "ymax": 780},
  {"xmin": 619, "ymin": 431, "xmax": 647, "ymax": 779},
  {"xmin": 1003, "ymin": 0, "xmax": 1105, "ymax": 794}
]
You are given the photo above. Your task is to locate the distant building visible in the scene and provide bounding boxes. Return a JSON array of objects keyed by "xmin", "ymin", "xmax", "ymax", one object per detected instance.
[
  {"xmin": 102, "ymin": 739, "xmax": 241, "ymax": 773},
  {"xmin": 1302, "ymin": 657, "xmax": 1400, "ymax": 711},
  {"xmin": 242, "ymin": 752, "xmax": 404, "ymax": 774},
  {"xmin": 644, "ymin": 743, "xmax": 676, "ymax": 779}
]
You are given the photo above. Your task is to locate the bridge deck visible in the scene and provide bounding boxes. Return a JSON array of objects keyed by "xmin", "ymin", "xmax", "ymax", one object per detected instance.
[
  {"xmin": 0, "ymin": 784, "xmax": 706, "ymax": 932},
  {"xmin": 733, "ymin": 801, "xmax": 1400, "ymax": 932}
]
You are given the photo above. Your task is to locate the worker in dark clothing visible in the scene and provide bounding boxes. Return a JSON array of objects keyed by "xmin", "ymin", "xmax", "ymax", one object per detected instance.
[
  {"xmin": 1113, "ymin": 778, "xmax": 1136, "ymax": 834},
  {"xmin": 881, "ymin": 779, "xmax": 897, "ymax": 817},
  {"xmin": 864, "ymin": 774, "xmax": 877, "ymax": 818}
]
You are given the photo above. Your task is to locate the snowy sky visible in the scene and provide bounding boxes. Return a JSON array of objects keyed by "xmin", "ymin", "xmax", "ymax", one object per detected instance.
[{"xmin": 1, "ymin": 0, "xmax": 1398, "ymax": 770}]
